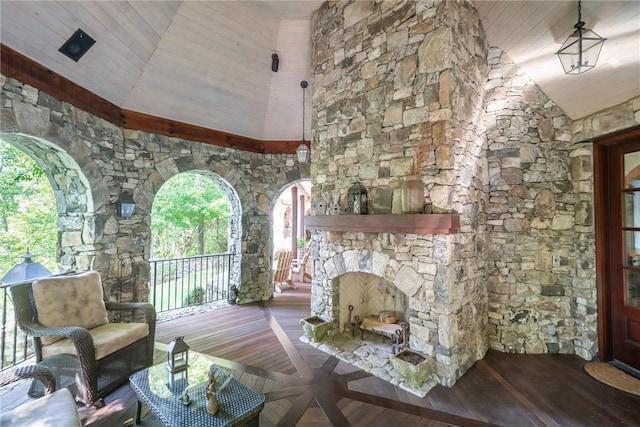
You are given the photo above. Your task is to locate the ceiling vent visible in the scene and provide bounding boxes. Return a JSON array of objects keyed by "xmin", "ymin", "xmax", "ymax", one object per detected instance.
[{"xmin": 59, "ymin": 29, "xmax": 95, "ymax": 62}]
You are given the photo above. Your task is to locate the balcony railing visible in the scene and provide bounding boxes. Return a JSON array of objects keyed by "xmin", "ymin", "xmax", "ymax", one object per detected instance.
[
  {"xmin": 0, "ymin": 253, "xmax": 235, "ymax": 371},
  {"xmin": 0, "ymin": 279, "xmax": 33, "ymax": 371},
  {"xmin": 149, "ymin": 253, "xmax": 234, "ymax": 313}
]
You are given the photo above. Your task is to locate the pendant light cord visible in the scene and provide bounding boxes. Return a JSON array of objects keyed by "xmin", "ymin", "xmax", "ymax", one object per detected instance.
[{"xmin": 301, "ymin": 81, "xmax": 308, "ymax": 142}]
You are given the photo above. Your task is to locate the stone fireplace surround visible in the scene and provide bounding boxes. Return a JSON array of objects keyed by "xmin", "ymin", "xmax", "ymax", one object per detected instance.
[{"xmin": 303, "ymin": 215, "xmax": 483, "ymax": 396}]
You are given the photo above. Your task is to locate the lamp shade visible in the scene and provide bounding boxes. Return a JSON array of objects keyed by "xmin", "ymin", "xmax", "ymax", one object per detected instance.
[{"xmin": 0, "ymin": 252, "xmax": 52, "ymax": 284}]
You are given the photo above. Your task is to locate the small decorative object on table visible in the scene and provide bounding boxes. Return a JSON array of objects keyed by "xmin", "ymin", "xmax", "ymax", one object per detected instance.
[
  {"xmin": 206, "ymin": 371, "xmax": 219, "ymax": 415},
  {"xmin": 167, "ymin": 336, "xmax": 189, "ymax": 388},
  {"xmin": 346, "ymin": 182, "xmax": 368, "ymax": 214}
]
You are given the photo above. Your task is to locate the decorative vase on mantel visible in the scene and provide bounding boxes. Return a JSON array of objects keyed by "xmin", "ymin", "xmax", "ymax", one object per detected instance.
[{"xmin": 401, "ymin": 175, "xmax": 424, "ymax": 214}]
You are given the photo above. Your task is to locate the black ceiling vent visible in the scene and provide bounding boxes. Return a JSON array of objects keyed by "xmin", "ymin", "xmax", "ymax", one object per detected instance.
[{"xmin": 59, "ymin": 29, "xmax": 95, "ymax": 62}]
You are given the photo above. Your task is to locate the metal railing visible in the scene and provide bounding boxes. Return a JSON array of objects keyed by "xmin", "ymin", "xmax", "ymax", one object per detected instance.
[
  {"xmin": 0, "ymin": 280, "xmax": 33, "ymax": 371},
  {"xmin": 149, "ymin": 253, "xmax": 234, "ymax": 313}
]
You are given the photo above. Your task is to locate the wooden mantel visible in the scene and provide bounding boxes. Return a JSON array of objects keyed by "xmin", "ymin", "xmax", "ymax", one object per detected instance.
[{"xmin": 304, "ymin": 214, "xmax": 460, "ymax": 235}]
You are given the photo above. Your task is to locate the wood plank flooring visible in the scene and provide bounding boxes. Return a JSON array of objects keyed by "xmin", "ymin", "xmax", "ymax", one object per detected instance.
[{"xmin": 2, "ymin": 282, "xmax": 639, "ymax": 426}]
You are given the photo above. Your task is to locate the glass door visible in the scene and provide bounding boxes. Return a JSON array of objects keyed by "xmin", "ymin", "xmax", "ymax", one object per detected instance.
[{"xmin": 610, "ymin": 144, "xmax": 640, "ymax": 370}]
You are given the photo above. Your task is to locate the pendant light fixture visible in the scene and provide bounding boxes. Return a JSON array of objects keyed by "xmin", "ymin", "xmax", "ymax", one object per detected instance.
[
  {"xmin": 556, "ymin": 0, "xmax": 606, "ymax": 75},
  {"xmin": 296, "ymin": 81, "xmax": 310, "ymax": 164}
]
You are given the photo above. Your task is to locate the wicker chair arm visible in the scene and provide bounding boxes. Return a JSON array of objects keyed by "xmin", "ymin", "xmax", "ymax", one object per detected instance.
[
  {"xmin": 18, "ymin": 319, "xmax": 92, "ymax": 343},
  {"xmin": 105, "ymin": 301, "xmax": 156, "ymax": 324},
  {"xmin": 0, "ymin": 365, "xmax": 56, "ymax": 394}
]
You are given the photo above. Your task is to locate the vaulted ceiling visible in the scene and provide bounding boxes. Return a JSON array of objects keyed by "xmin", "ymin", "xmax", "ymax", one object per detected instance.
[{"xmin": 1, "ymin": 1, "xmax": 638, "ymax": 143}]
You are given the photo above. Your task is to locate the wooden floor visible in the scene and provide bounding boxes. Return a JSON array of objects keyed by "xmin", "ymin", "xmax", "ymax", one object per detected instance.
[{"xmin": 2, "ymin": 282, "xmax": 640, "ymax": 426}]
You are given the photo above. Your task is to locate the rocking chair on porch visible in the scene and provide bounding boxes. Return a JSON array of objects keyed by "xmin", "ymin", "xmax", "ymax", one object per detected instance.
[{"xmin": 273, "ymin": 249, "xmax": 297, "ymax": 293}]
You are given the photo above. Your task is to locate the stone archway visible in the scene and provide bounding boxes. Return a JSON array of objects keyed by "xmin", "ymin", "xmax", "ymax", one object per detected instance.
[
  {"xmin": 270, "ymin": 177, "xmax": 312, "ymax": 291},
  {"xmin": 148, "ymin": 170, "xmax": 243, "ymax": 291},
  {"xmin": 0, "ymin": 132, "xmax": 98, "ymax": 272}
]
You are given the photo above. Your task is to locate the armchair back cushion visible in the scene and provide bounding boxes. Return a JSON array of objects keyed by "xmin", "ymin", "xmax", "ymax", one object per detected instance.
[{"xmin": 32, "ymin": 270, "xmax": 109, "ymax": 345}]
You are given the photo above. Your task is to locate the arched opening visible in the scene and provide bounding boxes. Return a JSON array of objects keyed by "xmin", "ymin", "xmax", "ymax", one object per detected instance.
[
  {"xmin": 0, "ymin": 140, "xmax": 56, "ymax": 273},
  {"xmin": 271, "ymin": 180, "xmax": 311, "ymax": 293},
  {"xmin": 149, "ymin": 171, "xmax": 242, "ymax": 312},
  {"xmin": 0, "ymin": 133, "xmax": 95, "ymax": 272}
]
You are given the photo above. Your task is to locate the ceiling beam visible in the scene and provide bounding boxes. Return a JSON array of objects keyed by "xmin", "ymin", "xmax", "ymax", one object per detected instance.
[{"xmin": 1, "ymin": 44, "xmax": 298, "ymax": 154}]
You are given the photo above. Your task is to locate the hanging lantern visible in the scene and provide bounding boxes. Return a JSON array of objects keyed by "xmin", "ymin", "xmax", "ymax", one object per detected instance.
[
  {"xmin": 555, "ymin": 0, "xmax": 606, "ymax": 75},
  {"xmin": 346, "ymin": 182, "xmax": 368, "ymax": 215},
  {"xmin": 297, "ymin": 80, "xmax": 310, "ymax": 164}
]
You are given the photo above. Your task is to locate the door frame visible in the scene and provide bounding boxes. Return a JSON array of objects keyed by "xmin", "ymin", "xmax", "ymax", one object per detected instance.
[{"xmin": 594, "ymin": 126, "xmax": 640, "ymax": 362}]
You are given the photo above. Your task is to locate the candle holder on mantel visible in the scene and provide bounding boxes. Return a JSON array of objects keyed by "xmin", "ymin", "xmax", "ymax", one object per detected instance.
[{"xmin": 346, "ymin": 182, "xmax": 368, "ymax": 214}]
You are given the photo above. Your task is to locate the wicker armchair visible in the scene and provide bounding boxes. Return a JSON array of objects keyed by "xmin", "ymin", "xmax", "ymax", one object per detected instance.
[
  {"xmin": 10, "ymin": 270, "xmax": 156, "ymax": 407},
  {"xmin": 0, "ymin": 365, "xmax": 81, "ymax": 426}
]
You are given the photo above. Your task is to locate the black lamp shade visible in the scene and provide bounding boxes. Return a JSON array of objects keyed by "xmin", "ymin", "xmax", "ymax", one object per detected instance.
[{"xmin": 0, "ymin": 252, "xmax": 52, "ymax": 284}]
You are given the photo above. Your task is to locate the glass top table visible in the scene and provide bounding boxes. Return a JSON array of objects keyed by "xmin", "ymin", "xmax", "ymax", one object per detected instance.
[{"xmin": 128, "ymin": 352, "xmax": 264, "ymax": 426}]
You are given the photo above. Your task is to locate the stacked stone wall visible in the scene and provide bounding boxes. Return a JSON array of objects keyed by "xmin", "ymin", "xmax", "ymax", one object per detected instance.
[
  {"xmin": 483, "ymin": 46, "xmax": 640, "ymax": 360},
  {"xmin": 311, "ymin": 0, "xmax": 489, "ymax": 386},
  {"xmin": 1, "ymin": 73, "xmax": 300, "ymax": 304}
]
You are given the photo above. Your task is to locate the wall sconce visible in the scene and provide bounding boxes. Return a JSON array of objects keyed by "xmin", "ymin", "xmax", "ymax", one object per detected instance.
[
  {"xmin": 167, "ymin": 336, "xmax": 190, "ymax": 389},
  {"xmin": 297, "ymin": 80, "xmax": 310, "ymax": 164},
  {"xmin": 556, "ymin": 0, "xmax": 606, "ymax": 75},
  {"xmin": 271, "ymin": 53, "xmax": 279, "ymax": 72},
  {"xmin": 116, "ymin": 191, "xmax": 136, "ymax": 218}
]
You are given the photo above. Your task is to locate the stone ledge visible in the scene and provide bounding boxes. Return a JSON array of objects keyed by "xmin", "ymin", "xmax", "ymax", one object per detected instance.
[{"xmin": 304, "ymin": 214, "xmax": 460, "ymax": 235}]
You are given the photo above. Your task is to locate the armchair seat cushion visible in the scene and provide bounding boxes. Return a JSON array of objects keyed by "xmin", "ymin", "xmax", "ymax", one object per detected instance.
[
  {"xmin": 41, "ymin": 322, "xmax": 150, "ymax": 361},
  {"xmin": 0, "ymin": 387, "xmax": 81, "ymax": 427},
  {"xmin": 32, "ymin": 271, "xmax": 109, "ymax": 345}
]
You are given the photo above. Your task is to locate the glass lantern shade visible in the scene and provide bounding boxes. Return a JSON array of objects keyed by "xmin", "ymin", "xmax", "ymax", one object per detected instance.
[
  {"xmin": 346, "ymin": 182, "xmax": 368, "ymax": 215},
  {"xmin": 556, "ymin": 24, "xmax": 606, "ymax": 75},
  {"xmin": 296, "ymin": 141, "xmax": 309, "ymax": 164}
]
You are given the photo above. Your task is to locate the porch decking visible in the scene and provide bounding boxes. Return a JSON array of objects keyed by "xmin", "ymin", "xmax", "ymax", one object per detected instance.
[{"xmin": 2, "ymin": 282, "xmax": 639, "ymax": 426}]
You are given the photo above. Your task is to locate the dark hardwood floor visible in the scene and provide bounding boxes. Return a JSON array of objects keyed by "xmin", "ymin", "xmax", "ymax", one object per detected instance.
[{"xmin": 2, "ymin": 282, "xmax": 639, "ymax": 426}]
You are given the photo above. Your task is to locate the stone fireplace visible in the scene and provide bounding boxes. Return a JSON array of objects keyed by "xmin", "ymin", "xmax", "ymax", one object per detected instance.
[
  {"xmin": 304, "ymin": 216, "xmax": 485, "ymax": 395},
  {"xmin": 304, "ymin": 0, "xmax": 489, "ymax": 395}
]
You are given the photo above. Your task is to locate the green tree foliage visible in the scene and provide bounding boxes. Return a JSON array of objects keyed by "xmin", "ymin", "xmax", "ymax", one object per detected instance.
[
  {"xmin": 0, "ymin": 142, "xmax": 57, "ymax": 275},
  {"xmin": 151, "ymin": 173, "xmax": 230, "ymax": 259}
]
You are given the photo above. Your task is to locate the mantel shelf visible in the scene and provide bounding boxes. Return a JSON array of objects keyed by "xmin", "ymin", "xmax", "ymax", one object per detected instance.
[{"xmin": 304, "ymin": 214, "xmax": 460, "ymax": 235}]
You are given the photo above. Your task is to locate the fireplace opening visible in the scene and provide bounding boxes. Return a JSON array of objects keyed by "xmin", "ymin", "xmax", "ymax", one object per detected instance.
[{"xmin": 338, "ymin": 272, "xmax": 409, "ymax": 351}]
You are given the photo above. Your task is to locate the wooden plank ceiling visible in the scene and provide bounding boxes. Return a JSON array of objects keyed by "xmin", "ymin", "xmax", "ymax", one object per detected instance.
[{"xmin": 0, "ymin": 1, "xmax": 638, "ymax": 147}]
